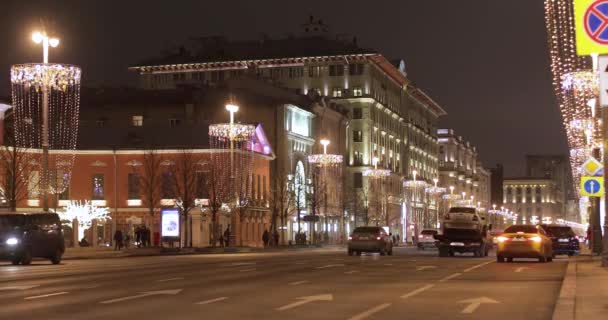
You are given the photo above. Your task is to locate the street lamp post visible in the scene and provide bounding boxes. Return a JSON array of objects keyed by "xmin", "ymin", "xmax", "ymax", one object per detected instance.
[{"xmin": 32, "ymin": 30, "xmax": 59, "ymax": 212}]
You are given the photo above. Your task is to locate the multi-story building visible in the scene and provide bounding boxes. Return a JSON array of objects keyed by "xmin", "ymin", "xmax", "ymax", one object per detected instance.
[
  {"xmin": 525, "ymin": 154, "xmax": 572, "ymax": 217},
  {"xmin": 130, "ymin": 28, "xmax": 446, "ymax": 241},
  {"xmin": 490, "ymin": 164, "xmax": 504, "ymax": 208},
  {"xmin": 437, "ymin": 129, "xmax": 491, "ymax": 220},
  {"xmin": 502, "ymin": 178, "xmax": 563, "ymax": 225}
]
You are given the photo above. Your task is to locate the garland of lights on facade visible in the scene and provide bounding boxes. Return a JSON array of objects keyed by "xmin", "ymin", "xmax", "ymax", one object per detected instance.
[
  {"xmin": 10, "ymin": 63, "xmax": 81, "ymax": 195},
  {"xmin": 307, "ymin": 140, "xmax": 344, "ymax": 227}
]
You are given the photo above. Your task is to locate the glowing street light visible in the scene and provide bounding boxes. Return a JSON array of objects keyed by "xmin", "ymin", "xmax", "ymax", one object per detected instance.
[
  {"xmin": 449, "ymin": 186, "xmax": 454, "ymax": 195},
  {"xmin": 225, "ymin": 103, "xmax": 239, "ymax": 125},
  {"xmin": 32, "ymin": 30, "xmax": 59, "ymax": 64},
  {"xmin": 320, "ymin": 139, "xmax": 330, "ymax": 154}
]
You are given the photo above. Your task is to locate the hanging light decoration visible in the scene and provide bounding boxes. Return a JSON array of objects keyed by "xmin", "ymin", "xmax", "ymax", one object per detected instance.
[
  {"xmin": 208, "ymin": 101, "xmax": 256, "ymax": 208},
  {"xmin": 60, "ymin": 200, "xmax": 109, "ymax": 241},
  {"xmin": 11, "ymin": 30, "xmax": 81, "ymax": 208}
]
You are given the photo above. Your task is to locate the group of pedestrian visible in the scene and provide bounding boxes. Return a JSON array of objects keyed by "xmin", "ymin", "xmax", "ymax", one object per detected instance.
[
  {"xmin": 262, "ymin": 229, "xmax": 280, "ymax": 247},
  {"xmin": 135, "ymin": 225, "xmax": 151, "ymax": 247}
]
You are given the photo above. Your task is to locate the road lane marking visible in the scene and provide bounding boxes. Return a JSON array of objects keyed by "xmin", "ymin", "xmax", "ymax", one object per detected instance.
[
  {"xmin": 239, "ymin": 268, "xmax": 256, "ymax": 272},
  {"xmin": 384, "ymin": 263, "xmax": 393, "ymax": 266},
  {"xmin": 100, "ymin": 289, "xmax": 182, "ymax": 304},
  {"xmin": 344, "ymin": 270, "xmax": 359, "ymax": 274},
  {"xmin": 0, "ymin": 285, "xmax": 40, "ymax": 291},
  {"xmin": 157, "ymin": 277, "xmax": 184, "ymax": 282},
  {"xmin": 83, "ymin": 285, "xmax": 102, "ymax": 289},
  {"xmin": 316, "ymin": 264, "xmax": 345, "ymax": 269},
  {"xmin": 275, "ymin": 294, "xmax": 333, "ymax": 311},
  {"xmin": 439, "ymin": 273, "xmax": 462, "ymax": 282},
  {"xmin": 289, "ymin": 280, "xmax": 309, "ymax": 286},
  {"xmin": 228, "ymin": 262, "xmax": 256, "ymax": 266},
  {"xmin": 416, "ymin": 266, "xmax": 437, "ymax": 271},
  {"xmin": 463, "ymin": 260, "xmax": 493, "ymax": 273},
  {"xmin": 515, "ymin": 267, "xmax": 529, "ymax": 273},
  {"xmin": 458, "ymin": 297, "xmax": 499, "ymax": 313},
  {"xmin": 347, "ymin": 303, "xmax": 392, "ymax": 320},
  {"xmin": 400, "ymin": 284, "xmax": 434, "ymax": 299},
  {"xmin": 295, "ymin": 262, "xmax": 306, "ymax": 265},
  {"xmin": 24, "ymin": 292, "xmax": 69, "ymax": 300},
  {"xmin": 196, "ymin": 297, "xmax": 228, "ymax": 305}
]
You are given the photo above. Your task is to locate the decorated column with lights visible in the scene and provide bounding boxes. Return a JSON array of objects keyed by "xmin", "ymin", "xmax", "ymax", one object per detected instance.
[
  {"xmin": 308, "ymin": 139, "xmax": 343, "ymax": 243},
  {"xmin": 363, "ymin": 157, "xmax": 391, "ymax": 228},
  {"xmin": 404, "ymin": 170, "xmax": 428, "ymax": 241},
  {"xmin": 11, "ymin": 30, "xmax": 81, "ymax": 212},
  {"xmin": 425, "ymin": 178, "xmax": 446, "ymax": 229}
]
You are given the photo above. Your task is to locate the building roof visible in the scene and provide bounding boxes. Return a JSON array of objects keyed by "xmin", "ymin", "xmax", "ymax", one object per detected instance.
[{"xmin": 408, "ymin": 85, "xmax": 447, "ymax": 117}]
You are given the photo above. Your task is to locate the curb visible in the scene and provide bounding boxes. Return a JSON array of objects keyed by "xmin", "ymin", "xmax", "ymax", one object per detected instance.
[{"xmin": 552, "ymin": 259, "xmax": 576, "ymax": 320}]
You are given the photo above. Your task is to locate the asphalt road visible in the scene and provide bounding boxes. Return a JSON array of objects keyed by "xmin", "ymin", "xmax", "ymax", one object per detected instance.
[{"xmin": 0, "ymin": 247, "xmax": 568, "ymax": 320}]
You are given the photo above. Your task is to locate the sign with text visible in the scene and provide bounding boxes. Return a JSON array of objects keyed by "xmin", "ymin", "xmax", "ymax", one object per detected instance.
[
  {"xmin": 161, "ymin": 208, "xmax": 180, "ymax": 238},
  {"xmin": 574, "ymin": 0, "xmax": 608, "ymax": 55}
]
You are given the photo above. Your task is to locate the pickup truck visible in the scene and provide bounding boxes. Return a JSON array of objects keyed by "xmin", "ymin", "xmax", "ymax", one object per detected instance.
[{"xmin": 435, "ymin": 206, "xmax": 492, "ymax": 257}]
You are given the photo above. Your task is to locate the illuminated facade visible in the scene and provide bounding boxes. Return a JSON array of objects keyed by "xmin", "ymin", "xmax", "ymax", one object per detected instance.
[{"xmin": 502, "ymin": 178, "xmax": 563, "ymax": 225}]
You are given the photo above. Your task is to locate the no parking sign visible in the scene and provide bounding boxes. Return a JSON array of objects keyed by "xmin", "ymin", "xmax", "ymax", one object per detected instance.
[{"xmin": 575, "ymin": 0, "xmax": 608, "ymax": 55}]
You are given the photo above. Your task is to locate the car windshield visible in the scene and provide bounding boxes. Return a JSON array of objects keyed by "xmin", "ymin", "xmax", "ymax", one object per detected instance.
[
  {"xmin": 353, "ymin": 227, "xmax": 380, "ymax": 235},
  {"xmin": 0, "ymin": 215, "xmax": 25, "ymax": 231},
  {"xmin": 448, "ymin": 207, "xmax": 476, "ymax": 214},
  {"xmin": 544, "ymin": 226, "xmax": 575, "ymax": 237},
  {"xmin": 421, "ymin": 230, "xmax": 438, "ymax": 235},
  {"xmin": 504, "ymin": 225, "xmax": 538, "ymax": 234}
]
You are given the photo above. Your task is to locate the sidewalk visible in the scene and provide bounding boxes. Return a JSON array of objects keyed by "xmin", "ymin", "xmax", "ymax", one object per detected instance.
[
  {"xmin": 553, "ymin": 255, "xmax": 608, "ymax": 320},
  {"xmin": 63, "ymin": 244, "xmax": 345, "ymax": 260}
]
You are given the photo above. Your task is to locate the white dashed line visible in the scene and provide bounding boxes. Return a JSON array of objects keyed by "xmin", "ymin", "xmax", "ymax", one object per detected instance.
[
  {"xmin": 316, "ymin": 264, "xmax": 345, "ymax": 269},
  {"xmin": 344, "ymin": 270, "xmax": 359, "ymax": 274},
  {"xmin": 239, "ymin": 268, "xmax": 256, "ymax": 272},
  {"xmin": 400, "ymin": 284, "xmax": 434, "ymax": 299},
  {"xmin": 157, "ymin": 277, "xmax": 184, "ymax": 282},
  {"xmin": 196, "ymin": 297, "xmax": 228, "ymax": 305},
  {"xmin": 439, "ymin": 273, "xmax": 462, "ymax": 282},
  {"xmin": 463, "ymin": 261, "xmax": 494, "ymax": 273},
  {"xmin": 288, "ymin": 280, "xmax": 309, "ymax": 286},
  {"xmin": 24, "ymin": 292, "xmax": 69, "ymax": 300}
]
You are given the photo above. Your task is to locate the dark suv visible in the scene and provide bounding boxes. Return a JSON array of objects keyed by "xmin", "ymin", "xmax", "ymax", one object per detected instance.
[
  {"xmin": 539, "ymin": 224, "xmax": 580, "ymax": 256},
  {"xmin": 348, "ymin": 226, "xmax": 393, "ymax": 256},
  {"xmin": 0, "ymin": 212, "xmax": 65, "ymax": 265}
]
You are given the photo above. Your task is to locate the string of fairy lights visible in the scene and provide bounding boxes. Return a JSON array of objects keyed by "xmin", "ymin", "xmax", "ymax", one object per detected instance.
[
  {"xmin": 544, "ymin": 0, "xmax": 596, "ymax": 222},
  {"xmin": 10, "ymin": 63, "xmax": 81, "ymax": 195},
  {"xmin": 307, "ymin": 139, "xmax": 343, "ymax": 230}
]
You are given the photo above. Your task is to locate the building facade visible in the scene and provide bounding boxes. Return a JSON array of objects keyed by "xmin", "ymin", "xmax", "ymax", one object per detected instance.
[
  {"xmin": 130, "ymin": 33, "xmax": 446, "ymax": 242},
  {"xmin": 502, "ymin": 178, "xmax": 563, "ymax": 225}
]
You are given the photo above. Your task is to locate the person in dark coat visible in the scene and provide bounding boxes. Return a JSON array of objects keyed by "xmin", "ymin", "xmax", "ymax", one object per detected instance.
[
  {"xmin": 224, "ymin": 228, "xmax": 231, "ymax": 247},
  {"xmin": 274, "ymin": 230, "xmax": 280, "ymax": 247},
  {"xmin": 114, "ymin": 230, "xmax": 123, "ymax": 251},
  {"xmin": 262, "ymin": 230, "xmax": 270, "ymax": 247}
]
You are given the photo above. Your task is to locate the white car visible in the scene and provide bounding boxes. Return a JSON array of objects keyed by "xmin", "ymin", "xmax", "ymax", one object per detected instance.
[
  {"xmin": 417, "ymin": 229, "xmax": 438, "ymax": 250},
  {"xmin": 442, "ymin": 207, "xmax": 483, "ymax": 232}
]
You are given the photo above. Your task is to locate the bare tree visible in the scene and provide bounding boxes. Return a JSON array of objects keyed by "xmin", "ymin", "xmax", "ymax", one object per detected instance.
[
  {"xmin": 202, "ymin": 156, "xmax": 227, "ymax": 247},
  {"xmin": 0, "ymin": 131, "xmax": 36, "ymax": 211},
  {"xmin": 292, "ymin": 171, "xmax": 307, "ymax": 244},
  {"xmin": 169, "ymin": 149, "xmax": 200, "ymax": 247},
  {"xmin": 308, "ymin": 165, "xmax": 326, "ymax": 245},
  {"xmin": 139, "ymin": 150, "xmax": 162, "ymax": 220},
  {"xmin": 270, "ymin": 170, "xmax": 294, "ymax": 245}
]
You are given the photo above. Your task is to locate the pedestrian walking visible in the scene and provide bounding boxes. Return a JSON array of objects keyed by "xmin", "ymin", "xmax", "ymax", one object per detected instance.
[
  {"xmin": 274, "ymin": 230, "xmax": 280, "ymax": 247},
  {"xmin": 124, "ymin": 233, "xmax": 131, "ymax": 249},
  {"xmin": 224, "ymin": 228, "xmax": 231, "ymax": 247},
  {"xmin": 114, "ymin": 229, "xmax": 123, "ymax": 251},
  {"xmin": 219, "ymin": 231, "xmax": 225, "ymax": 247},
  {"xmin": 135, "ymin": 226, "xmax": 142, "ymax": 247},
  {"xmin": 262, "ymin": 230, "xmax": 270, "ymax": 247}
]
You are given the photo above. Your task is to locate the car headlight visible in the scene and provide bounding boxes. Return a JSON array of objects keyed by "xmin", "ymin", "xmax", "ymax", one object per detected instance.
[{"xmin": 5, "ymin": 237, "xmax": 19, "ymax": 245}]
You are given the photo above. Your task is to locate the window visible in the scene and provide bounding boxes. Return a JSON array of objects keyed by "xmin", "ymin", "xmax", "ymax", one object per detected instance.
[
  {"xmin": 290, "ymin": 109, "xmax": 310, "ymax": 137},
  {"xmin": 132, "ymin": 115, "xmax": 143, "ymax": 127},
  {"xmin": 96, "ymin": 119, "xmax": 106, "ymax": 128},
  {"xmin": 309, "ymin": 88, "xmax": 321, "ymax": 96},
  {"xmin": 289, "ymin": 67, "xmax": 303, "ymax": 78},
  {"xmin": 535, "ymin": 186, "xmax": 542, "ymax": 203},
  {"xmin": 332, "ymin": 88, "xmax": 343, "ymax": 97},
  {"xmin": 196, "ymin": 171, "xmax": 207, "ymax": 199},
  {"xmin": 349, "ymin": 64, "xmax": 364, "ymax": 75},
  {"xmin": 353, "ymin": 130, "xmax": 363, "ymax": 142},
  {"xmin": 161, "ymin": 172, "xmax": 176, "ymax": 199},
  {"xmin": 92, "ymin": 174, "xmax": 105, "ymax": 200},
  {"xmin": 354, "ymin": 151, "xmax": 363, "ymax": 166},
  {"xmin": 128, "ymin": 173, "xmax": 140, "ymax": 199},
  {"xmin": 329, "ymin": 65, "xmax": 344, "ymax": 76},
  {"xmin": 56, "ymin": 170, "xmax": 69, "ymax": 200},
  {"xmin": 352, "ymin": 108, "xmax": 363, "ymax": 119},
  {"xmin": 353, "ymin": 87, "xmax": 363, "ymax": 97},
  {"xmin": 308, "ymin": 66, "xmax": 321, "ymax": 78},
  {"xmin": 169, "ymin": 118, "xmax": 180, "ymax": 127},
  {"xmin": 354, "ymin": 172, "xmax": 363, "ymax": 188}
]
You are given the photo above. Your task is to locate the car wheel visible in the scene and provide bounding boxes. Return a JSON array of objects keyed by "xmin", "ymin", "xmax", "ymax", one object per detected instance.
[
  {"xmin": 439, "ymin": 247, "xmax": 449, "ymax": 257},
  {"xmin": 449, "ymin": 250, "xmax": 455, "ymax": 257},
  {"xmin": 50, "ymin": 249, "xmax": 62, "ymax": 265},
  {"xmin": 356, "ymin": 251, "xmax": 361, "ymax": 256},
  {"xmin": 20, "ymin": 250, "xmax": 32, "ymax": 266},
  {"xmin": 547, "ymin": 256, "xmax": 553, "ymax": 262},
  {"xmin": 11, "ymin": 258, "xmax": 20, "ymax": 265},
  {"xmin": 497, "ymin": 256, "xmax": 505, "ymax": 263},
  {"xmin": 539, "ymin": 256, "xmax": 546, "ymax": 263},
  {"xmin": 388, "ymin": 249, "xmax": 393, "ymax": 256},
  {"xmin": 507, "ymin": 257, "xmax": 513, "ymax": 263},
  {"xmin": 568, "ymin": 252, "xmax": 574, "ymax": 257},
  {"xmin": 380, "ymin": 249, "xmax": 386, "ymax": 256},
  {"xmin": 348, "ymin": 249, "xmax": 354, "ymax": 256}
]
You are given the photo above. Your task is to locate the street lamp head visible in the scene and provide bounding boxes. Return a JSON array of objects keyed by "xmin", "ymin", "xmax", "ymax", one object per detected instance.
[
  {"xmin": 225, "ymin": 103, "xmax": 239, "ymax": 114},
  {"xmin": 433, "ymin": 178, "xmax": 438, "ymax": 184},
  {"xmin": 320, "ymin": 139, "xmax": 330, "ymax": 147},
  {"xmin": 49, "ymin": 38, "xmax": 59, "ymax": 47},
  {"xmin": 32, "ymin": 31, "xmax": 43, "ymax": 44}
]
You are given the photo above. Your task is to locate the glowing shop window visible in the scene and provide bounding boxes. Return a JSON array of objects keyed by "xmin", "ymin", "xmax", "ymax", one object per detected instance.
[{"xmin": 291, "ymin": 110, "xmax": 310, "ymax": 137}]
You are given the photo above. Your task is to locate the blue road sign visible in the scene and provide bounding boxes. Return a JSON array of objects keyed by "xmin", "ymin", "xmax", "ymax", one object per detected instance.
[{"xmin": 584, "ymin": 179, "xmax": 601, "ymax": 194}]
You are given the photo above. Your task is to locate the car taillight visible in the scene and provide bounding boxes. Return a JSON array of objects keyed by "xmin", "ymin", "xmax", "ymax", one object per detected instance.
[
  {"xmin": 418, "ymin": 235, "xmax": 424, "ymax": 239},
  {"xmin": 376, "ymin": 236, "xmax": 381, "ymax": 240},
  {"xmin": 530, "ymin": 236, "xmax": 542, "ymax": 243},
  {"xmin": 444, "ymin": 213, "xmax": 451, "ymax": 220},
  {"xmin": 348, "ymin": 236, "xmax": 353, "ymax": 240},
  {"xmin": 497, "ymin": 236, "xmax": 509, "ymax": 243}
]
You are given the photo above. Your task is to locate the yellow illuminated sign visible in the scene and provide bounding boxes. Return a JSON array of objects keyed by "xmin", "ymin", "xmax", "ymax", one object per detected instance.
[{"xmin": 574, "ymin": 0, "xmax": 608, "ymax": 55}]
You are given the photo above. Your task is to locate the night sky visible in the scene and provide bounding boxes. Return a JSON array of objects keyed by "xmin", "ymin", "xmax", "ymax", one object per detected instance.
[{"xmin": 0, "ymin": 0, "xmax": 565, "ymax": 176}]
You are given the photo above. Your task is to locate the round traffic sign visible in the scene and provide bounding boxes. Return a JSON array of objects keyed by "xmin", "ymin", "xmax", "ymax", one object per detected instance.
[
  {"xmin": 584, "ymin": 0, "xmax": 608, "ymax": 44},
  {"xmin": 584, "ymin": 179, "xmax": 601, "ymax": 194}
]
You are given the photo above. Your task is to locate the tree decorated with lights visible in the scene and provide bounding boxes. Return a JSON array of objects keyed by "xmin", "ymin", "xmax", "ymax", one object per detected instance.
[
  {"xmin": 364, "ymin": 156, "xmax": 391, "ymax": 226},
  {"xmin": 10, "ymin": 29, "xmax": 81, "ymax": 211},
  {"xmin": 60, "ymin": 200, "xmax": 110, "ymax": 241}
]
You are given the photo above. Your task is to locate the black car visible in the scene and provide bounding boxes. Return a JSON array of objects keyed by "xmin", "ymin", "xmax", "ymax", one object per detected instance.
[
  {"xmin": 0, "ymin": 212, "xmax": 65, "ymax": 265},
  {"xmin": 347, "ymin": 226, "xmax": 393, "ymax": 256},
  {"xmin": 539, "ymin": 224, "xmax": 580, "ymax": 256}
]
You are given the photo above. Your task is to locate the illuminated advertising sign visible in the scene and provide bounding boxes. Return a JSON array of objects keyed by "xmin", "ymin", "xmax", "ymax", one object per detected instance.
[{"xmin": 161, "ymin": 208, "xmax": 180, "ymax": 238}]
